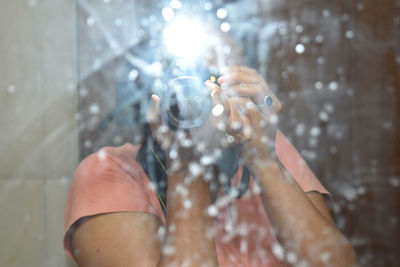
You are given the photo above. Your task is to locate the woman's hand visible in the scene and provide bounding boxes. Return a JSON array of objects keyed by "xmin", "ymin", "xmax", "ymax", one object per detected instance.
[
  {"xmin": 217, "ymin": 65, "xmax": 281, "ymax": 166},
  {"xmin": 218, "ymin": 65, "xmax": 281, "ymax": 114}
]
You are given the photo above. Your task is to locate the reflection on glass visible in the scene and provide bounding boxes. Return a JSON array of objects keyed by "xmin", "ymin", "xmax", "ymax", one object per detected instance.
[{"xmin": 62, "ymin": 1, "xmax": 400, "ymax": 266}]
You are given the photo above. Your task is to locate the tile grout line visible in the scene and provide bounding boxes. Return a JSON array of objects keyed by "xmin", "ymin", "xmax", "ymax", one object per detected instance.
[{"xmin": 37, "ymin": 0, "xmax": 48, "ymax": 265}]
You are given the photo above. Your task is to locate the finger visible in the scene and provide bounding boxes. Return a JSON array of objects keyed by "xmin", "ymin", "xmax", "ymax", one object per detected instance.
[
  {"xmin": 227, "ymin": 98, "xmax": 244, "ymax": 133},
  {"xmin": 146, "ymin": 94, "xmax": 161, "ymax": 129},
  {"xmin": 223, "ymin": 83, "xmax": 262, "ymax": 97},
  {"xmin": 210, "ymin": 87, "xmax": 230, "ymax": 131},
  {"xmin": 205, "ymin": 80, "xmax": 222, "ymax": 93},
  {"xmin": 224, "ymin": 82, "xmax": 281, "ymax": 114},
  {"xmin": 218, "ymin": 72, "xmax": 261, "ymax": 87},
  {"xmin": 229, "ymin": 97, "xmax": 264, "ymax": 124},
  {"xmin": 238, "ymin": 108, "xmax": 252, "ymax": 140},
  {"xmin": 220, "ymin": 65, "xmax": 257, "ymax": 75}
]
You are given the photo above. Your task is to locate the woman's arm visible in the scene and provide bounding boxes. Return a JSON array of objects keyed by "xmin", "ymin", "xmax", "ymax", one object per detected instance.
[
  {"xmin": 72, "ymin": 212, "xmax": 162, "ymax": 267},
  {"xmin": 71, "ymin": 165, "xmax": 218, "ymax": 267},
  {"xmin": 146, "ymin": 92, "xmax": 229, "ymax": 267},
  {"xmin": 253, "ymin": 157, "xmax": 357, "ymax": 267},
  {"xmin": 157, "ymin": 162, "xmax": 218, "ymax": 267},
  {"xmin": 218, "ymin": 65, "xmax": 357, "ymax": 266}
]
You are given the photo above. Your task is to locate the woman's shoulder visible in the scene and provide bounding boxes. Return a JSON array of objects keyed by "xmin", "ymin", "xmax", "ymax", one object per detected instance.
[
  {"xmin": 72, "ymin": 143, "xmax": 147, "ymax": 187},
  {"xmin": 80, "ymin": 143, "xmax": 141, "ymax": 169}
]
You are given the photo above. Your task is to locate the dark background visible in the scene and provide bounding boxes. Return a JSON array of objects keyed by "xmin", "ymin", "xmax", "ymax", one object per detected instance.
[{"xmin": 77, "ymin": 0, "xmax": 400, "ymax": 266}]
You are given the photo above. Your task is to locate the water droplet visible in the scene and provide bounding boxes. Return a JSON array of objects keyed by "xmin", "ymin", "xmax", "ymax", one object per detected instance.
[
  {"xmin": 317, "ymin": 57, "xmax": 325, "ymax": 65},
  {"xmin": 162, "ymin": 245, "xmax": 176, "ymax": 255},
  {"xmin": 169, "ymin": 149, "xmax": 178, "ymax": 160},
  {"xmin": 272, "ymin": 243, "xmax": 285, "ymax": 260},
  {"xmin": 295, "ymin": 43, "xmax": 305, "ymax": 54},
  {"xmin": 220, "ymin": 22, "xmax": 231, "ymax": 32},
  {"xmin": 212, "ymin": 104, "xmax": 224, "ymax": 116},
  {"xmin": 189, "ymin": 162, "xmax": 202, "ymax": 177},
  {"xmin": 200, "ymin": 155, "xmax": 214, "ymax": 165},
  {"xmin": 7, "ymin": 85, "xmax": 16, "ymax": 93},
  {"xmin": 98, "ymin": 150, "xmax": 107, "ymax": 160},
  {"xmin": 356, "ymin": 3, "xmax": 365, "ymax": 10},
  {"xmin": 207, "ymin": 205, "xmax": 218, "ymax": 216},
  {"xmin": 329, "ymin": 81, "xmax": 339, "ymax": 91},
  {"xmin": 226, "ymin": 135, "xmax": 235, "ymax": 144},
  {"xmin": 286, "ymin": 251, "xmax": 297, "ymax": 264},
  {"xmin": 295, "ymin": 124, "xmax": 306, "ymax": 136},
  {"xmin": 382, "ymin": 121, "xmax": 393, "ymax": 130},
  {"xmin": 300, "ymin": 36, "xmax": 311, "ymax": 44},
  {"xmin": 79, "ymin": 88, "xmax": 88, "ymax": 97},
  {"xmin": 295, "ymin": 25, "xmax": 304, "ymax": 33},
  {"xmin": 342, "ymin": 14, "xmax": 350, "ymax": 21},
  {"xmin": 310, "ymin": 126, "xmax": 321, "ymax": 136},
  {"xmin": 320, "ymin": 252, "xmax": 331, "ymax": 263},
  {"xmin": 84, "ymin": 140, "xmax": 92, "ymax": 148},
  {"xmin": 278, "ymin": 27, "xmax": 287, "ymax": 36},
  {"xmin": 389, "ymin": 176, "xmax": 400, "ymax": 187},
  {"xmin": 342, "ymin": 186, "xmax": 358, "ymax": 201},
  {"xmin": 346, "ymin": 88, "xmax": 355, "ymax": 96},
  {"xmin": 128, "ymin": 69, "xmax": 139, "ymax": 81},
  {"xmin": 322, "ymin": 9, "xmax": 331, "ymax": 18},
  {"xmin": 319, "ymin": 111, "xmax": 329, "ymax": 122},
  {"xmin": 230, "ymin": 121, "xmax": 242, "ymax": 131},
  {"xmin": 183, "ymin": 200, "xmax": 192, "ymax": 209},
  {"xmin": 345, "ymin": 30, "xmax": 354, "ymax": 39},
  {"xmin": 181, "ymin": 138, "xmax": 192, "ymax": 148},
  {"xmin": 170, "ymin": 0, "xmax": 182, "ymax": 9},
  {"xmin": 175, "ymin": 184, "xmax": 188, "ymax": 196},
  {"xmin": 357, "ymin": 187, "xmax": 366, "ymax": 195},
  {"xmin": 216, "ymin": 8, "xmax": 227, "ymax": 19},
  {"xmin": 324, "ymin": 103, "xmax": 335, "ymax": 113},
  {"xmin": 315, "ymin": 34, "xmax": 324, "ymax": 43},
  {"xmin": 269, "ymin": 114, "xmax": 279, "ymax": 125},
  {"xmin": 158, "ymin": 226, "xmax": 166, "ymax": 239},
  {"xmin": 162, "ymin": 7, "xmax": 174, "ymax": 21},
  {"xmin": 89, "ymin": 103, "xmax": 100, "ymax": 114},
  {"xmin": 86, "ymin": 16, "xmax": 95, "ymax": 26},
  {"xmin": 315, "ymin": 81, "xmax": 323, "ymax": 90},
  {"xmin": 204, "ymin": 2, "xmax": 212, "ymax": 10}
]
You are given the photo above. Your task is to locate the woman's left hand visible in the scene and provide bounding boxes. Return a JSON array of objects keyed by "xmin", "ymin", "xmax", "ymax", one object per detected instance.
[
  {"xmin": 218, "ymin": 65, "xmax": 281, "ymax": 114},
  {"xmin": 217, "ymin": 65, "xmax": 281, "ymax": 166}
]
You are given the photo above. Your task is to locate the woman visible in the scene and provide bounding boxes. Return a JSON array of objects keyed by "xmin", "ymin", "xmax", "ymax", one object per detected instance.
[{"xmin": 64, "ymin": 61, "xmax": 357, "ymax": 266}]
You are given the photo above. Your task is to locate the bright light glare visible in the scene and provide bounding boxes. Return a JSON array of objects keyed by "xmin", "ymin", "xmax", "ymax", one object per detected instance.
[{"xmin": 163, "ymin": 17, "xmax": 209, "ymax": 62}]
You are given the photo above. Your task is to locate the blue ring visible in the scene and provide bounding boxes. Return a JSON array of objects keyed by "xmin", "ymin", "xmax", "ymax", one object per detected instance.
[{"xmin": 264, "ymin": 95, "xmax": 273, "ymax": 107}]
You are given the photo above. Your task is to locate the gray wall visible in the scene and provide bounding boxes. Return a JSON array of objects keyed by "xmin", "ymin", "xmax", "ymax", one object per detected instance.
[{"xmin": 0, "ymin": 0, "xmax": 78, "ymax": 266}]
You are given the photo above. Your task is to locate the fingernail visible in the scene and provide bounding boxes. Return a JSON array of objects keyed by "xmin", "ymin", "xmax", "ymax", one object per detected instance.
[{"xmin": 151, "ymin": 94, "xmax": 160, "ymax": 102}]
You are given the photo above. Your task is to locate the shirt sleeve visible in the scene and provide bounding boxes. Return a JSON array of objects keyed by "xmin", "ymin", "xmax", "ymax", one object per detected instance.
[
  {"xmin": 63, "ymin": 146, "xmax": 164, "ymax": 260},
  {"xmin": 275, "ymin": 129, "xmax": 330, "ymax": 196}
]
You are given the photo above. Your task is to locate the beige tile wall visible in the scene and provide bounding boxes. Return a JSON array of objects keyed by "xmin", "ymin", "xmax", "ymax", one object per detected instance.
[{"xmin": 0, "ymin": 0, "xmax": 78, "ymax": 266}]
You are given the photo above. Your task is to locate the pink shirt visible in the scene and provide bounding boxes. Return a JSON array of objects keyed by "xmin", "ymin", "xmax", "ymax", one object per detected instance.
[{"xmin": 64, "ymin": 130, "xmax": 329, "ymax": 266}]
